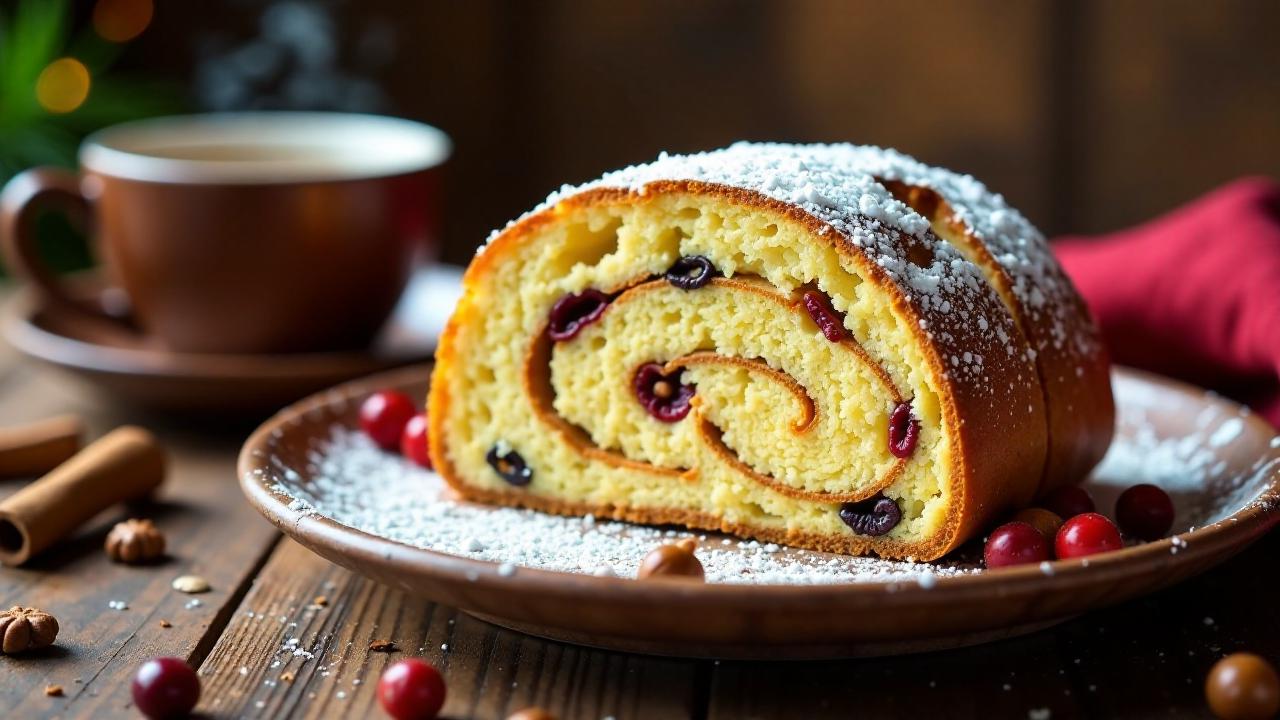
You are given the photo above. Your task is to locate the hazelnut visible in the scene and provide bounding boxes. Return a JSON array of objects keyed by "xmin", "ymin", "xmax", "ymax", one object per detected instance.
[
  {"xmin": 637, "ymin": 539, "xmax": 704, "ymax": 581},
  {"xmin": 105, "ymin": 518, "xmax": 165, "ymax": 564},
  {"xmin": 1206, "ymin": 653, "xmax": 1280, "ymax": 720},
  {"xmin": 0, "ymin": 606, "xmax": 59, "ymax": 654},
  {"xmin": 1012, "ymin": 508, "xmax": 1065, "ymax": 540}
]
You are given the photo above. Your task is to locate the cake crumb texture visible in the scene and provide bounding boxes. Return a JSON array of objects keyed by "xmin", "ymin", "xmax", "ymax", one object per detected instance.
[{"xmin": 429, "ymin": 143, "xmax": 1113, "ymax": 560}]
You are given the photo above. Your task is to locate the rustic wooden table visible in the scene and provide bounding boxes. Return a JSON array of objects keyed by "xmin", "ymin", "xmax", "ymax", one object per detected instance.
[{"xmin": 1, "ymin": 293, "xmax": 1277, "ymax": 720}]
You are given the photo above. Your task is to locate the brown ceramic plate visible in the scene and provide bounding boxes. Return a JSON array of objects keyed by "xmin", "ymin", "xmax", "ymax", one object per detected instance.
[
  {"xmin": 239, "ymin": 364, "xmax": 1280, "ymax": 659},
  {"xmin": 2, "ymin": 267, "xmax": 461, "ymax": 415}
]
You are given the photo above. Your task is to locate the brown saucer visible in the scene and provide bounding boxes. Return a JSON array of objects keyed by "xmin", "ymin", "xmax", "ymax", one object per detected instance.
[
  {"xmin": 2, "ymin": 267, "xmax": 462, "ymax": 416},
  {"xmin": 239, "ymin": 365, "xmax": 1280, "ymax": 659}
]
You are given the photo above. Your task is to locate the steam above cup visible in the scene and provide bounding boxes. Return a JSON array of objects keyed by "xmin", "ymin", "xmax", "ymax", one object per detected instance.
[{"xmin": 0, "ymin": 112, "xmax": 450, "ymax": 354}]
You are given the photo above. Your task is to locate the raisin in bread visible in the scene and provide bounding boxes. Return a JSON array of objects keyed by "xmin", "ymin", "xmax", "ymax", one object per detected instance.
[{"xmin": 428, "ymin": 143, "xmax": 1113, "ymax": 561}]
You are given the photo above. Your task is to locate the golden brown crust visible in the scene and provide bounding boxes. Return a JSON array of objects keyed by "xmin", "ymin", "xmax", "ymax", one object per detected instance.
[
  {"xmin": 880, "ymin": 180, "xmax": 1115, "ymax": 496},
  {"xmin": 429, "ymin": 181, "xmax": 1049, "ymax": 561}
]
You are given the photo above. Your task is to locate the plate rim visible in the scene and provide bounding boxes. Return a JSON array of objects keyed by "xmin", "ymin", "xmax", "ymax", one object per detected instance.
[{"xmin": 238, "ymin": 363, "xmax": 1280, "ymax": 606}]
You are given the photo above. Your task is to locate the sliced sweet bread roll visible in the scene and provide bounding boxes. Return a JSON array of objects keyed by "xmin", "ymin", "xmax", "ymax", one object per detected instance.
[{"xmin": 428, "ymin": 143, "xmax": 1113, "ymax": 560}]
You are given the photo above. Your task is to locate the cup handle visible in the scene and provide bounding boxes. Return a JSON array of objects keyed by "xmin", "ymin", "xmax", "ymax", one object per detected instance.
[{"xmin": 0, "ymin": 167, "xmax": 117, "ymax": 324}]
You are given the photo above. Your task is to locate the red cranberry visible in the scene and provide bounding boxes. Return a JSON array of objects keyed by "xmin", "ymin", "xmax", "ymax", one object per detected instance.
[
  {"xmin": 838, "ymin": 495, "xmax": 901, "ymax": 536},
  {"xmin": 547, "ymin": 289, "xmax": 610, "ymax": 341},
  {"xmin": 800, "ymin": 290, "xmax": 849, "ymax": 342},
  {"xmin": 378, "ymin": 658, "xmax": 446, "ymax": 720},
  {"xmin": 486, "ymin": 444, "xmax": 533, "ymax": 486},
  {"xmin": 132, "ymin": 657, "xmax": 200, "ymax": 719},
  {"xmin": 1115, "ymin": 483, "xmax": 1175, "ymax": 541},
  {"xmin": 633, "ymin": 363, "xmax": 696, "ymax": 422},
  {"xmin": 665, "ymin": 255, "xmax": 718, "ymax": 290},
  {"xmin": 401, "ymin": 414, "xmax": 433, "ymax": 470},
  {"xmin": 360, "ymin": 390, "xmax": 417, "ymax": 451},
  {"xmin": 888, "ymin": 402, "xmax": 920, "ymax": 458},
  {"xmin": 1055, "ymin": 512, "xmax": 1123, "ymax": 560},
  {"xmin": 1042, "ymin": 485, "xmax": 1095, "ymax": 519},
  {"xmin": 984, "ymin": 521, "xmax": 1050, "ymax": 568}
]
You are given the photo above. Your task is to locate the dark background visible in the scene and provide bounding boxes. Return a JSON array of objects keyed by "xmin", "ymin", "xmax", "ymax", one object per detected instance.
[{"xmin": 48, "ymin": 0, "xmax": 1280, "ymax": 264}]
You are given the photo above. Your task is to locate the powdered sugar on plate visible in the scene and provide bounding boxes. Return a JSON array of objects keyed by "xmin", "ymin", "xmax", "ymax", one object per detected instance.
[
  {"xmin": 262, "ymin": 427, "xmax": 978, "ymax": 585},
  {"xmin": 251, "ymin": 372, "xmax": 1279, "ymax": 586},
  {"xmin": 1089, "ymin": 374, "xmax": 1280, "ymax": 528}
]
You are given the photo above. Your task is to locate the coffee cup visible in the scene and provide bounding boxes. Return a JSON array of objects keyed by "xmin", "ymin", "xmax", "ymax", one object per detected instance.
[{"xmin": 0, "ymin": 112, "xmax": 450, "ymax": 354}]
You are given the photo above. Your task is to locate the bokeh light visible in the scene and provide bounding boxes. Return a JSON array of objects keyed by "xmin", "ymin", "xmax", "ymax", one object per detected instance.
[
  {"xmin": 92, "ymin": 0, "xmax": 154, "ymax": 43},
  {"xmin": 35, "ymin": 58, "xmax": 91, "ymax": 114}
]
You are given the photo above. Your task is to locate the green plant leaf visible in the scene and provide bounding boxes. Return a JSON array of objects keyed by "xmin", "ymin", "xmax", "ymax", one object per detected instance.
[{"xmin": 0, "ymin": 0, "xmax": 69, "ymax": 126}]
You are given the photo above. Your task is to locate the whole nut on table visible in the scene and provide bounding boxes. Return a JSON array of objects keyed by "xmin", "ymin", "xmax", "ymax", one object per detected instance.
[
  {"xmin": 105, "ymin": 518, "xmax": 166, "ymax": 564},
  {"xmin": 0, "ymin": 606, "xmax": 59, "ymax": 654}
]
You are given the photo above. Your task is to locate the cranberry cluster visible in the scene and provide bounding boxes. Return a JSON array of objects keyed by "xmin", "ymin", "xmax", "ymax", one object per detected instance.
[
  {"xmin": 983, "ymin": 483, "xmax": 1175, "ymax": 569},
  {"xmin": 359, "ymin": 390, "xmax": 433, "ymax": 470}
]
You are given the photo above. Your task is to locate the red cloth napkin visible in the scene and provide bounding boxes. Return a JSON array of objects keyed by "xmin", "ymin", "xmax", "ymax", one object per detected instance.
[{"xmin": 1053, "ymin": 177, "xmax": 1280, "ymax": 429}]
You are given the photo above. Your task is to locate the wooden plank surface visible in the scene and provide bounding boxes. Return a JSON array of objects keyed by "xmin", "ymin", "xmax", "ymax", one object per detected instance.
[
  {"xmin": 0, "ymin": 351, "xmax": 280, "ymax": 718},
  {"xmin": 705, "ymin": 527, "xmax": 1280, "ymax": 719},
  {"xmin": 197, "ymin": 539, "xmax": 705, "ymax": 720}
]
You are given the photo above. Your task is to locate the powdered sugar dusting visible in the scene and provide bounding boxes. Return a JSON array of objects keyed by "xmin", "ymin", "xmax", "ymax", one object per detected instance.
[
  {"xmin": 1209, "ymin": 418, "xmax": 1245, "ymax": 448},
  {"xmin": 251, "ymin": 372, "xmax": 1279, "ymax": 585},
  {"xmin": 844, "ymin": 146, "xmax": 1098, "ymax": 362},
  {"xmin": 569, "ymin": 145, "xmax": 963, "ymax": 300},
  {"xmin": 1087, "ymin": 374, "xmax": 1279, "ymax": 527},
  {"xmin": 481, "ymin": 142, "xmax": 1053, "ymax": 400}
]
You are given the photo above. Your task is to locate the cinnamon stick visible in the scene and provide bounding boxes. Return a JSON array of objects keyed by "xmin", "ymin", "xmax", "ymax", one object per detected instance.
[
  {"xmin": 0, "ymin": 415, "xmax": 83, "ymax": 478},
  {"xmin": 0, "ymin": 426, "xmax": 165, "ymax": 566}
]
